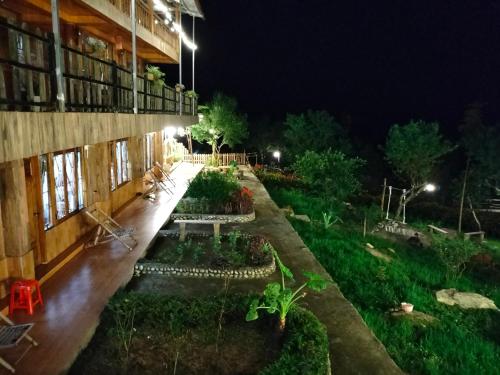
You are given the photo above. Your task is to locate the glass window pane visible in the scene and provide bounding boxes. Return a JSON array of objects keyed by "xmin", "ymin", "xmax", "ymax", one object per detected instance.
[
  {"xmin": 53, "ymin": 154, "xmax": 66, "ymax": 219},
  {"xmin": 39, "ymin": 155, "xmax": 52, "ymax": 229},
  {"xmin": 77, "ymin": 150, "xmax": 84, "ymax": 209},
  {"xmin": 121, "ymin": 141, "xmax": 128, "ymax": 182},
  {"xmin": 110, "ymin": 143, "xmax": 116, "ymax": 191},
  {"xmin": 116, "ymin": 142, "xmax": 123, "ymax": 185},
  {"xmin": 65, "ymin": 151, "xmax": 77, "ymax": 213}
]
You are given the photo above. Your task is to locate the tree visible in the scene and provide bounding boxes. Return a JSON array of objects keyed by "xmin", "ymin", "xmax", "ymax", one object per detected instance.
[
  {"xmin": 190, "ymin": 93, "xmax": 248, "ymax": 163},
  {"xmin": 283, "ymin": 110, "xmax": 351, "ymax": 160},
  {"xmin": 293, "ymin": 149, "xmax": 365, "ymax": 203},
  {"xmin": 457, "ymin": 104, "xmax": 500, "ymax": 232},
  {"xmin": 385, "ymin": 120, "xmax": 455, "ymax": 219}
]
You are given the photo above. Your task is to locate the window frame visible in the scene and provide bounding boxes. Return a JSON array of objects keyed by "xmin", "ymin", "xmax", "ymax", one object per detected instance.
[
  {"xmin": 110, "ymin": 139, "xmax": 130, "ymax": 191},
  {"xmin": 40, "ymin": 147, "xmax": 85, "ymax": 230}
]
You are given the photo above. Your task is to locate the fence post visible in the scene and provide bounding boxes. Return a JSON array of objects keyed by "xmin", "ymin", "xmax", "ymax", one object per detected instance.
[{"xmin": 111, "ymin": 61, "xmax": 118, "ymax": 112}]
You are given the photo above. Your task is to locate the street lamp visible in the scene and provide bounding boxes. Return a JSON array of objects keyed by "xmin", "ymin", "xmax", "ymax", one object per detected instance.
[
  {"xmin": 273, "ymin": 150, "xmax": 281, "ymax": 164},
  {"xmin": 424, "ymin": 183, "xmax": 436, "ymax": 192}
]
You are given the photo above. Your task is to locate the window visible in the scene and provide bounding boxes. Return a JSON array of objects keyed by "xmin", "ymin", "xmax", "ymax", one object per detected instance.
[
  {"xmin": 110, "ymin": 139, "xmax": 129, "ymax": 191},
  {"xmin": 40, "ymin": 148, "xmax": 84, "ymax": 228},
  {"xmin": 144, "ymin": 134, "xmax": 154, "ymax": 171},
  {"xmin": 39, "ymin": 155, "xmax": 52, "ymax": 229}
]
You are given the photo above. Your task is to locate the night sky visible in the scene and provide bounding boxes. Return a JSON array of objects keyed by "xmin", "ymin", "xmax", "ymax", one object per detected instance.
[{"xmin": 170, "ymin": 0, "xmax": 500, "ymax": 142}]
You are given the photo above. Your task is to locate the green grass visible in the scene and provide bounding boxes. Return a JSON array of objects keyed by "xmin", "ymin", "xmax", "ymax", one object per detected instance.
[{"xmin": 267, "ymin": 187, "xmax": 500, "ymax": 375}]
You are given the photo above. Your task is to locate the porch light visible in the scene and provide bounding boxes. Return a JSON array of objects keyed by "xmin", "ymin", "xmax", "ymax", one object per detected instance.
[
  {"xmin": 177, "ymin": 127, "xmax": 185, "ymax": 137},
  {"xmin": 165, "ymin": 126, "xmax": 177, "ymax": 138}
]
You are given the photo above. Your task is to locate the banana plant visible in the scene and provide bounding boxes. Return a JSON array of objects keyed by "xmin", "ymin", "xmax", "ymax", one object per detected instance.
[{"xmin": 246, "ymin": 248, "xmax": 329, "ymax": 332}]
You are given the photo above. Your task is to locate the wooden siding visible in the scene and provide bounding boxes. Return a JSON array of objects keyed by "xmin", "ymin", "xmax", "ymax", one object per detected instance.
[{"xmin": 0, "ymin": 112, "xmax": 198, "ymax": 164}]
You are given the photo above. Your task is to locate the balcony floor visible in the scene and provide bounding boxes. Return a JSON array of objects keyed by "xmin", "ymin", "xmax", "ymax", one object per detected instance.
[{"xmin": 1, "ymin": 162, "xmax": 203, "ymax": 375}]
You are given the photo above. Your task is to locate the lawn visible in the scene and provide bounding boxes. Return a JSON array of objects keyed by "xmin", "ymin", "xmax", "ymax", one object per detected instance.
[{"xmin": 266, "ymin": 186, "xmax": 500, "ymax": 375}]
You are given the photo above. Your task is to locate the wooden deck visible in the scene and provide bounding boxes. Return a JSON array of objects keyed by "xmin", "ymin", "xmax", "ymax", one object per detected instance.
[{"xmin": 0, "ymin": 162, "xmax": 203, "ymax": 375}]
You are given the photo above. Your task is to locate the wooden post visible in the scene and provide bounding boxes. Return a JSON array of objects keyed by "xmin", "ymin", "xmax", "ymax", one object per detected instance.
[{"xmin": 381, "ymin": 178, "xmax": 387, "ymax": 219}]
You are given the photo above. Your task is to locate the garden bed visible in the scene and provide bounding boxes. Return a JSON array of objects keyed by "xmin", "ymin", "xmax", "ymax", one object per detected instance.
[
  {"xmin": 135, "ymin": 233, "xmax": 275, "ymax": 279},
  {"xmin": 69, "ymin": 293, "xmax": 330, "ymax": 375},
  {"xmin": 176, "ymin": 171, "xmax": 254, "ymax": 218}
]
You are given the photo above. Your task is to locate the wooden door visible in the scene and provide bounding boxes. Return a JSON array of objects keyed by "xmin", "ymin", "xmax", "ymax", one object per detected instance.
[{"xmin": 24, "ymin": 157, "xmax": 47, "ymax": 265}]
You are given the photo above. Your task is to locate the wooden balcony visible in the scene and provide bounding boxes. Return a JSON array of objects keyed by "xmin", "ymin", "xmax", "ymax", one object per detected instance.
[{"xmin": 1, "ymin": 0, "xmax": 180, "ymax": 63}]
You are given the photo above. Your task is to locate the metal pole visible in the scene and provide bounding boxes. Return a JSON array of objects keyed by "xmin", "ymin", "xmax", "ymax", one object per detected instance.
[
  {"xmin": 50, "ymin": 0, "xmax": 65, "ymax": 112},
  {"xmin": 192, "ymin": 15, "xmax": 195, "ymax": 115},
  {"xmin": 179, "ymin": 11, "xmax": 183, "ymax": 115},
  {"xmin": 131, "ymin": 0, "xmax": 138, "ymax": 114}
]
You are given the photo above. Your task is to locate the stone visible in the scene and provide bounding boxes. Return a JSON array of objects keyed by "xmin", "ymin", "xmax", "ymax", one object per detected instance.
[
  {"xmin": 436, "ymin": 288, "xmax": 499, "ymax": 310},
  {"xmin": 365, "ymin": 246, "xmax": 392, "ymax": 262},
  {"xmin": 294, "ymin": 214, "xmax": 311, "ymax": 223},
  {"xmin": 280, "ymin": 206, "xmax": 295, "ymax": 216},
  {"xmin": 390, "ymin": 310, "xmax": 438, "ymax": 328}
]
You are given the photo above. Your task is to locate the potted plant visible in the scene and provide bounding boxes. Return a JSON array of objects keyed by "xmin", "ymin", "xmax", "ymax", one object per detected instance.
[
  {"xmin": 145, "ymin": 65, "xmax": 165, "ymax": 89},
  {"xmin": 185, "ymin": 90, "xmax": 198, "ymax": 99},
  {"xmin": 85, "ymin": 36, "xmax": 106, "ymax": 54}
]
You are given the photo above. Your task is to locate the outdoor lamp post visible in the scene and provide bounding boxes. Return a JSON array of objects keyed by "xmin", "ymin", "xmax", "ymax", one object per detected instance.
[{"xmin": 385, "ymin": 183, "xmax": 437, "ymax": 223}]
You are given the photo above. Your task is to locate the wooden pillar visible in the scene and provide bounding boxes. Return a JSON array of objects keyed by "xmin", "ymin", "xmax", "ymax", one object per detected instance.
[
  {"xmin": 85, "ymin": 143, "xmax": 111, "ymax": 207},
  {"xmin": 0, "ymin": 160, "xmax": 35, "ymax": 279}
]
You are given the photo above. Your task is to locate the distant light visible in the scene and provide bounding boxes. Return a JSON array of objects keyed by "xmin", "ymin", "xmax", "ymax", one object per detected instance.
[
  {"xmin": 273, "ymin": 151, "xmax": 281, "ymax": 159},
  {"xmin": 177, "ymin": 127, "xmax": 185, "ymax": 137},
  {"xmin": 209, "ymin": 128, "xmax": 216, "ymax": 135},
  {"xmin": 424, "ymin": 183, "xmax": 436, "ymax": 192},
  {"xmin": 165, "ymin": 126, "xmax": 177, "ymax": 138}
]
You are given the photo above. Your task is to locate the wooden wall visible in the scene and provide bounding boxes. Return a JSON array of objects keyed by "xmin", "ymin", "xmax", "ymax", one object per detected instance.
[
  {"xmin": 0, "ymin": 112, "xmax": 198, "ymax": 164},
  {"xmin": 0, "ymin": 113, "xmax": 186, "ymax": 297}
]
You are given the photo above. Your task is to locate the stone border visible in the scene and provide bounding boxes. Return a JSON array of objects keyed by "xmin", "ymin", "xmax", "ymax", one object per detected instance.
[
  {"xmin": 134, "ymin": 233, "xmax": 275, "ymax": 280},
  {"xmin": 170, "ymin": 209, "xmax": 255, "ymax": 223}
]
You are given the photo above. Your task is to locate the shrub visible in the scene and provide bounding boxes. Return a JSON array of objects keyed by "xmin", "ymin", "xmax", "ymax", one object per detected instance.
[
  {"xmin": 431, "ymin": 235, "xmax": 479, "ymax": 280},
  {"xmin": 186, "ymin": 171, "xmax": 239, "ymax": 209},
  {"xmin": 293, "ymin": 149, "xmax": 365, "ymax": 203}
]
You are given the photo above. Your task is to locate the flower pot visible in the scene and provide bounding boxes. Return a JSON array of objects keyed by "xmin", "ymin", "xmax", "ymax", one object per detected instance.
[
  {"xmin": 401, "ymin": 302, "xmax": 414, "ymax": 313},
  {"xmin": 146, "ymin": 73, "xmax": 154, "ymax": 81}
]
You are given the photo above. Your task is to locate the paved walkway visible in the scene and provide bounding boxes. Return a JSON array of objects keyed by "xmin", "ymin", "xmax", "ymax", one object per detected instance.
[
  {"xmin": 134, "ymin": 167, "xmax": 404, "ymax": 375},
  {"xmin": 2, "ymin": 163, "xmax": 203, "ymax": 375}
]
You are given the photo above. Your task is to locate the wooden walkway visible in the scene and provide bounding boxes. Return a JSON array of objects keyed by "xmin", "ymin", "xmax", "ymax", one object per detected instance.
[{"xmin": 1, "ymin": 162, "xmax": 203, "ymax": 375}]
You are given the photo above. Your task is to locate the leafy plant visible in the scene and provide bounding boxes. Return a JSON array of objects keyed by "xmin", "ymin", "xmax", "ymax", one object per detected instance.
[
  {"xmin": 212, "ymin": 235, "xmax": 222, "ymax": 255},
  {"xmin": 108, "ymin": 299, "xmax": 136, "ymax": 366},
  {"xmin": 185, "ymin": 90, "xmax": 198, "ymax": 99},
  {"xmin": 246, "ymin": 248, "xmax": 329, "ymax": 332},
  {"xmin": 192, "ymin": 242, "xmax": 204, "ymax": 264},
  {"xmin": 431, "ymin": 235, "xmax": 479, "ymax": 280},
  {"xmin": 384, "ymin": 120, "xmax": 455, "ymax": 219},
  {"xmin": 191, "ymin": 93, "xmax": 248, "ymax": 163},
  {"xmin": 228, "ymin": 230, "xmax": 242, "ymax": 249},
  {"xmin": 185, "ymin": 171, "xmax": 240, "ymax": 211},
  {"xmin": 145, "ymin": 65, "xmax": 165, "ymax": 89},
  {"xmin": 322, "ymin": 211, "xmax": 342, "ymax": 229},
  {"xmin": 293, "ymin": 149, "xmax": 365, "ymax": 203}
]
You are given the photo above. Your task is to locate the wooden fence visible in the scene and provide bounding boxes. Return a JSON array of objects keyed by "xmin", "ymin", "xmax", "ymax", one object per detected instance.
[{"xmin": 183, "ymin": 152, "xmax": 247, "ymax": 166}]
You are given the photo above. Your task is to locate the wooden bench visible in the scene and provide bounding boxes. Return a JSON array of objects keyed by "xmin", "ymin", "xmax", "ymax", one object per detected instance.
[
  {"xmin": 464, "ymin": 231, "xmax": 485, "ymax": 242},
  {"xmin": 428, "ymin": 225, "xmax": 448, "ymax": 235},
  {"xmin": 174, "ymin": 219, "xmax": 225, "ymax": 241}
]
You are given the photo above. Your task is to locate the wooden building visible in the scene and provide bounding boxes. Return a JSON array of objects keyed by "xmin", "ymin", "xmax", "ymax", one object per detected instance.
[{"xmin": 0, "ymin": 0, "xmax": 202, "ymax": 301}]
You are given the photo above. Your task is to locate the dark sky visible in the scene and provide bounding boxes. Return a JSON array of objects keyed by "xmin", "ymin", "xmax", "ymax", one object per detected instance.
[{"xmin": 171, "ymin": 0, "xmax": 500, "ymax": 141}]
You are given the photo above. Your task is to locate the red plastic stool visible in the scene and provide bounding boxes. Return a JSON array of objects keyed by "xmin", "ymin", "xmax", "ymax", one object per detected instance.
[{"xmin": 9, "ymin": 280, "xmax": 44, "ymax": 316}]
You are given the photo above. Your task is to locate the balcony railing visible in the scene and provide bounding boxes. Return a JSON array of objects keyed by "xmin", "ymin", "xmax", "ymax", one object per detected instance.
[
  {"xmin": 107, "ymin": 0, "xmax": 178, "ymax": 52},
  {"xmin": 0, "ymin": 19, "xmax": 195, "ymax": 115}
]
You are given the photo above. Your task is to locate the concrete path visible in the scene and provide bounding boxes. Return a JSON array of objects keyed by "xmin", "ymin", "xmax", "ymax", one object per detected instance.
[{"xmin": 134, "ymin": 167, "xmax": 404, "ymax": 375}]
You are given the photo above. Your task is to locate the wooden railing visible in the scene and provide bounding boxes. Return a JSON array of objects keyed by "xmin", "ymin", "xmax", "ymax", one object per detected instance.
[
  {"xmin": 106, "ymin": 0, "xmax": 178, "ymax": 52},
  {"xmin": 184, "ymin": 153, "xmax": 248, "ymax": 166},
  {"xmin": 0, "ymin": 19, "xmax": 195, "ymax": 114}
]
